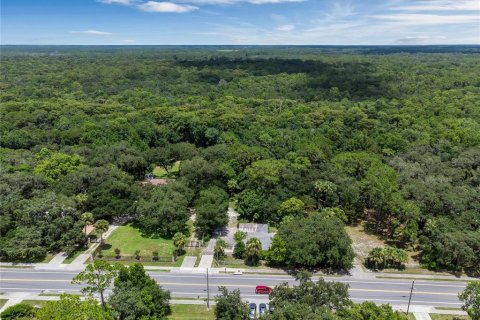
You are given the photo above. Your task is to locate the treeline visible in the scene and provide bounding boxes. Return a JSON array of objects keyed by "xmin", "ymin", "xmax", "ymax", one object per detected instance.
[{"xmin": 0, "ymin": 47, "xmax": 479, "ymax": 273}]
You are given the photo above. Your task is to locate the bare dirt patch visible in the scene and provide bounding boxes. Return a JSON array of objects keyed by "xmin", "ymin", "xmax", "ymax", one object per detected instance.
[{"xmin": 345, "ymin": 223, "xmax": 387, "ymax": 265}]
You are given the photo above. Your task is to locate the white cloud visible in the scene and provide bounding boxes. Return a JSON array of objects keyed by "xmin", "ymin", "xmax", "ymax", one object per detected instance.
[
  {"xmin": 121, "ymin": 39, "xmax": 136, "ymax": 43},
  {"xmin": 373, "ymin": 13, "xmax": 479, "ymax": 25},
  {"xmin": 394, "ymin": 0, "xmax": 479, "ymax": 11},
  {"xmin": 70, "ymin": 30, "xmax": 112, "ymax": 35},
  {"xmin": 173, "ymin": 0, "xmax": 306, "ymax": 4},
  {"xmin": 97, "ymin": 0, "xmax": 135, "ymax": 4},
  {"xmin": 276, "ymin": 24, "xmax": 295, "ymax": 31},
  {"xmin": 248, "ymin": 0, "xmax": 305, "ymax": 3},
  {"xmin": 138, "ymin": 1, "xmax": 198, "ymax": 12}
]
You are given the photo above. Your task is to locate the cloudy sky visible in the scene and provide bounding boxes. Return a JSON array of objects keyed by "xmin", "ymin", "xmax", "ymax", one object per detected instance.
[{"xmin": 1, "ymin": 0, "xmax": 479, "ymax": 45}]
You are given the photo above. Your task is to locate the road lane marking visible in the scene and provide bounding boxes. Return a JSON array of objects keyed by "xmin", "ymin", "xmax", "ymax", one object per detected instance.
[
  {"xmin": 1, "ymin": 271, "xmax": 467, "ymax": 288},
  {"xmin": 350, "ymin": 298, "xmax": 462, "ymax": 306},
  {"xmin": 2, "ymin": 279, "xmax": 459, "ymax": 297}
]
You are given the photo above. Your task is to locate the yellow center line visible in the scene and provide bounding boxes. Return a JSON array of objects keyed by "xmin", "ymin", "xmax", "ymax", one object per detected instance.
[{"xmin": 0, "ymin": 279, "xmax": 459, "ymax": 296}]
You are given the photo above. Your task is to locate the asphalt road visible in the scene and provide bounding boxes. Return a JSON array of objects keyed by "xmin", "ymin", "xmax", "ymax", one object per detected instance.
[{"xmin": 0, "ymin": 269, "xmax": 466, "ymax": 307}]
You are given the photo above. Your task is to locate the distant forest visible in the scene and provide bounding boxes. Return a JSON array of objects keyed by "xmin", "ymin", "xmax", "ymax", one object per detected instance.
[{"xmin": 0, "ymin": 46, "xmax": 479, "ymax": 274}]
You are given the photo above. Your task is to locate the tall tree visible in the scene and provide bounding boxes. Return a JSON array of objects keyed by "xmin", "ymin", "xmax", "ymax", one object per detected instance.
[
  {"xmin": 459, "ymin": 281, "xmax": 480, "ymax": 320},
  {"xmin": 245, "ymin": 237, "xmax": 262, "ymax": 266},
  {"xmin": 109, "ymin": 263, "xmax": 171, "ymax": 320},
  {"xmin": 215, "ymin": 287, "xmax": 249, "ymax": 320},
  {"xmin": 172, "ymin": 232, "xmax": 188, "ymax": 255},
  {"xmin": 36, "ymin": 294, "xmax": 113, "ymax": 320},
  {"xmin": 72, "ymin": 260, "xmax": 118, "ymax": 309},
  {"xmin": 94, "ymin": 219, "xmax": 109, "ymax": 245}
]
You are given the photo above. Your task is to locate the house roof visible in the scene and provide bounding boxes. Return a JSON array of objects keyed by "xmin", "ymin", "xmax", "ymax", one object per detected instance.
[{"xmin": 83, "ymin": 224, "xmax": 95, "ymax": 235}]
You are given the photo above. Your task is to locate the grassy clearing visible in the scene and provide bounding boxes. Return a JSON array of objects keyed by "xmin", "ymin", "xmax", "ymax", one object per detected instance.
[
  {"xmin": 435, "ymin": 307, "xmax": 463, "ymax": 311},
  {"xmin": 167, "ymin": 304, "xmax": 214, "ymax": 320},
  {"xmin": 345, "ymin": 224, "xmax": 388, "ymax": 265},
  {"xmin": 21, "ymin": 300, "xmax": 48, "ymax": 308},
  {"xmin": 430, "ymin": 314, "xmax": 470, "ymax": 320},
  {"xmin": 153, "ymin": 161, "xmax": 181, "ymax": 178},
  {"xmin": 63, "ymin": 245, "xmax": 90, "ymax": 264},
  {"xmin": 102, "ymin": 225, "xmax": 175, "ymax": 258},
  {"xmin": 0, "ymin": 299, "xmax": 7, "ymax": 308},
  {"xmin": 216, "ymin": 256, "xmax": 266, "ymax": 269},
  {"xmin": 41, "ymin": 254, "xmax": 55, "ymax": 263},
  {"xmin": 114, "ymin": 256, "xmax": 184, "ymax": 267}
]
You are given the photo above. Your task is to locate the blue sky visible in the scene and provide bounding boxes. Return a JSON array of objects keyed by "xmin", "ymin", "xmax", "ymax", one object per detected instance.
[{"xmin": 1, "ymin": 0, "xmax": 479, "ymax": 45}]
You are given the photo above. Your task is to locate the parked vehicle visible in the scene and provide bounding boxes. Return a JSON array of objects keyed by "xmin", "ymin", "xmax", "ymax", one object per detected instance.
[
  {"xmin": 249, "ymin": 303, "xmax": 257, "ymax": 319},
  {"xmin": 255, "ymin": 285, "xmax": 273, "ymax": 294},
  {"xmin": 259, "ymin": 303, "xmax": 267, "ymax": 316}
]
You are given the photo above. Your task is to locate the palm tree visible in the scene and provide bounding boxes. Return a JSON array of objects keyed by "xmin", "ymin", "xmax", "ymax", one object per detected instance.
[
  {"xmin": 172, "ymin": 232, "xmax": 187, "ymax": 255},
  {"xmin": 75, "ymin": 193, "xmax": 88, "ymax": 212},
  {"xmin": 94, "ymin": 219, "xmax": 109, "ymax": 245},
  {"xmin": 245, "ymin": 237, "xmax": 262, "ymax": 266},
  {"xmin": 81, "ymin": 212, "xmax": 94, "ymax": 245},
  {"xmin": 214, "ymin": 239, "xmax": 227, "ymax": 262}
]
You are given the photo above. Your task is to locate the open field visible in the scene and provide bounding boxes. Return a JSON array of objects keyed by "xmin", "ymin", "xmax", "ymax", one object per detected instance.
[
  {"xmin": 153, "ymin": 161, "xmax": 181, "ymax": 178},
  {"xmin": 167, "ymin": 304, "xmax": 214, "ymax": 320},
  {"xmin": 21, "ymin": 300, "xmax": 48, "ymax": 308},
  {"xmin": 102, "ymin": 225, "xmax": 175, "ymax": 258},
  {"xmin": 345, "ymin": 223, "xmax": 420, "ymax": 268},
  {"xmin": 345, "ymin": 224, "xmax": 387, "ymax": 265}
]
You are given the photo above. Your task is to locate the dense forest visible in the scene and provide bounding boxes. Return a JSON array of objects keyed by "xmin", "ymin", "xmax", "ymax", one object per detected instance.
[{"xmin": 0, "ymin": 46, "xmax": 479, "ymax": 273}]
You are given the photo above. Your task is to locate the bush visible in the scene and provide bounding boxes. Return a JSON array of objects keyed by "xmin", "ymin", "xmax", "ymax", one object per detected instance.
[
  {"xmin": 114, "ymin": 248, "xmax": 121, "ymax": 259},
  {"xmin": 0, "ymin": 303, "xmax": 35, "ymax": 320},
  {"xmin": 366, "ymin": 247, "xmax": 408, "ymax": 270},
  {"xmin": 152, "ymin": 251, "xmax": 159, "ymax": 261},
  {"xmin": 233, "ymin": 241, "xmax": 246, "ymax": 259},
  {"xmin": 134, "ymin": 250, "xmax": 141, "ymax": 260}
]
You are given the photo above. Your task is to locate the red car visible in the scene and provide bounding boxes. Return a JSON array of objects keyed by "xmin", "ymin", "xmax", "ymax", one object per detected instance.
[{"xmin": 255, "ymin": 285, "xmax": 273, "ymax": 294}]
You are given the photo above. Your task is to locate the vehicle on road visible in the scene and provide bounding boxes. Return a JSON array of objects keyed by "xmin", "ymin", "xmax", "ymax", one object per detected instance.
[
  {"xmin": 249, "ymin": 303, "xmax": 257, "ymax": 319},
  {"xmin": 259, "ymin": 303, "xmax": 267, "ymax": 316},
  {"xmin": 255, "ymin": 285, "xmax": 272, "ymax": 294}
]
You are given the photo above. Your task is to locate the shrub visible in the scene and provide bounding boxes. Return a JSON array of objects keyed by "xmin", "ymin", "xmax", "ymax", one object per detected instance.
[
  {"xmin": 114, "ymin": 248, "xmax": 121, "ymax": 259},
  {"xmin": 152, "ymin": 251, "xmax": 159, "ymax": 261},
  {"xmin": 366, "ymin": 247, "xmax": 408, "ymax": 270},
  {"xmin": 134, "ymin": 250, "xmax": 141, "ymax": 260},
  {"xmin": 0, "ymin": 303, "xmax": 35, "ymax": 320},
  {"xmin": 233, "ymin": 241, "xmax": 246, "ymax": 259}
]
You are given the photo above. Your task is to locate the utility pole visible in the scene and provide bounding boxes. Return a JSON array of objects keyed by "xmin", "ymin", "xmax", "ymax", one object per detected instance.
[
  {"xmin": 406, "ymin": 281, "xmax": 414, "ymax": 315},
  {"xmin": 206, "ymin": 267, "xmax": 210, "ymax": 308}
]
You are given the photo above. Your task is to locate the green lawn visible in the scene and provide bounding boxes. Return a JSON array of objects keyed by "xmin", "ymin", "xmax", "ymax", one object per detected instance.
[
  {"xmin": 0, "ymin": 299, "xmax": 7, "ymax": 308},
  {"xmin": 21, "ymin": 300, "xmax": 48, "ymax": 308},
  {"xmin": 63, "ymin": 244, "xmax": 90, "ymax": 264},
  {"xmin": 430, "ymin": 314, "xmax": 470, "ymax": 320},
  {"xmin": 153, "ymin": 161, "xmax": 181, "ymax": 178},
  {"xmin": 167, "ymin": 304, "xmax": 214, "ymax": 320},
  {"xmin": 102, "ymin": 225, "xmax": 175, "ymax": 258},
  {"xmin": 216, "ymin": 256, "xmax": 264, "ymax": 269},
  {"xmin": 41, "ymin": 253, "xmax": 55, "ymax": 263}
]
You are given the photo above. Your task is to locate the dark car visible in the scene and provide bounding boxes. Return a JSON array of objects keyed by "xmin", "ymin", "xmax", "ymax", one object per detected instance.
[
  {"xmin": 255, "ymin": 285, "xmax": 273, "ymax": 294},
  {"xmin": 259, "ymin": 303, "xmax": 267, "ymax": 316},
  {"xmin": 249, "ymin": 303, "xmax": 256, "ymax": 319}
]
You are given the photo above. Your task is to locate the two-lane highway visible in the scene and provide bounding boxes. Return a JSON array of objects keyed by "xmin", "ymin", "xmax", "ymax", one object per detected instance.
[{"xmin": 0, "ymin": 269, "xmax": 466, "ymax": 307}]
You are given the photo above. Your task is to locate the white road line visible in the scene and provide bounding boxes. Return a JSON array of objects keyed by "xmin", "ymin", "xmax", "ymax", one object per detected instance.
[{"xmin": 350, "ymin": 298, "xmax": 462, "ymax": 306}]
